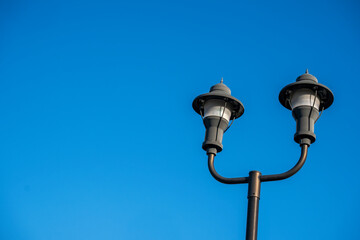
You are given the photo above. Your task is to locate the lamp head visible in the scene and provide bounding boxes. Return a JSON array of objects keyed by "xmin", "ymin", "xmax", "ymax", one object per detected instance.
[
  {"xmin": 279, "ymin": 70, "xmax": 334, "ymax": 145},
  {"xmin": 193, "ymin": 79, "xmax": 244, "ymax": 154}
]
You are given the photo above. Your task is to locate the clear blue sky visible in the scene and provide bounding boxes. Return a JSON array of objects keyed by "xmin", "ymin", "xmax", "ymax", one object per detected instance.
[{"xmin": 1, "ymin": 0, "xmax": 359, "ymax": 239}]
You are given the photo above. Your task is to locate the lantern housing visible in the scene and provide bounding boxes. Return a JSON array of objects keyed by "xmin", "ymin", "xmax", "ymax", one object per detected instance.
[
  {"xmin": 193, "ymin": 79, "xmax": 244, "ymax": 154},
  {"xmin": 279, "ymin": 70, "xmax": 334, "ymax": 145}
]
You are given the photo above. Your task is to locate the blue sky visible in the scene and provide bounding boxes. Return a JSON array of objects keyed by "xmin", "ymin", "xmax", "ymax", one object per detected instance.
[{"xmin": 1, "ymin": 0, "xmax": 359, "ymax": 239}]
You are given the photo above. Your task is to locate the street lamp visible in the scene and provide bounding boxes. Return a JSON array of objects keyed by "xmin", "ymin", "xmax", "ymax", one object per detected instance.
[{"xmin": 192, "ymin": 71, "xmax": 334, "ymax": 240}]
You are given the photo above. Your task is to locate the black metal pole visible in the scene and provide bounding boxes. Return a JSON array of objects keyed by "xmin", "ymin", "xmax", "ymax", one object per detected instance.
[
  {"xmin": 245, "ymin": 171, "xmax": 261, "ymax": 240},
  {"xmin": 207, "ymin": 145, "xmax": 308, "ymax": 240}
]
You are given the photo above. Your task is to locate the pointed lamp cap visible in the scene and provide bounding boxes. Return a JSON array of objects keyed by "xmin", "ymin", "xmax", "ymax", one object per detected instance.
[
  {"xmin": 296, "ymin": 69, "xmax": 318, "ymax": 82},
  {"xmin": 209, "ymin": 77, "xmax": 231, "ymax": 94}
]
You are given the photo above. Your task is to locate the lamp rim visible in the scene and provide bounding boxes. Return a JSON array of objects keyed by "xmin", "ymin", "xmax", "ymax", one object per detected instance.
[
  {"xmin": 279, "ymin": 80, "xmax": 334, "ymax": 110},
  {"xmin": 193, "ymin": 92, "xmax": 244, "ymax": 119}
]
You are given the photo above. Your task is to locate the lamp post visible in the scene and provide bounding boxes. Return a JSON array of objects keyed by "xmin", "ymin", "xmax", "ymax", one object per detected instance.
[{"xmin": 192, "ymin": 71, "xmax": 334, "ymax": 240}]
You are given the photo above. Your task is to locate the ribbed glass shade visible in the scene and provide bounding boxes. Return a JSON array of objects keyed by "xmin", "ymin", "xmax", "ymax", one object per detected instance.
[
  {"xmin": 291, "ymin": 88, "xmax": 320, "ymax": 110},
  {"xmin": 203, "ymin": 99, "xmax": 232, "ymax": 121}
]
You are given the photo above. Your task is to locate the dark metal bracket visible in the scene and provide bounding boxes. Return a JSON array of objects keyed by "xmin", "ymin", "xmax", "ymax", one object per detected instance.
[{"xmin": 207, "ymin": 144, "xmax": 309, "ymax": 240}]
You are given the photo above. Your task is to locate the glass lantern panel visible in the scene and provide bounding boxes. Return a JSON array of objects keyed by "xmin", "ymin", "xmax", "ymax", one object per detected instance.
[
  {"xmin": 291, "ymin": 88, "xmax": 320, "ymax": 110},
  {"xmin": 203, "ymin": 99, "xmax": 232, "ymax": 121}
]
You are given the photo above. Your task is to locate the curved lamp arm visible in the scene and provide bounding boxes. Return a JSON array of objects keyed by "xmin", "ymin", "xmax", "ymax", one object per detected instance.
[
  {"xmin": 260, "ymin": 144, "xmax": 308, "ymax": 182},
  {"xmin": 207, "ymin": 144, "xmax": 308, "ymax": 184},
  {"xmin": 208, "ymin": 154, "xmax": 248, "ymax": 184}
]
